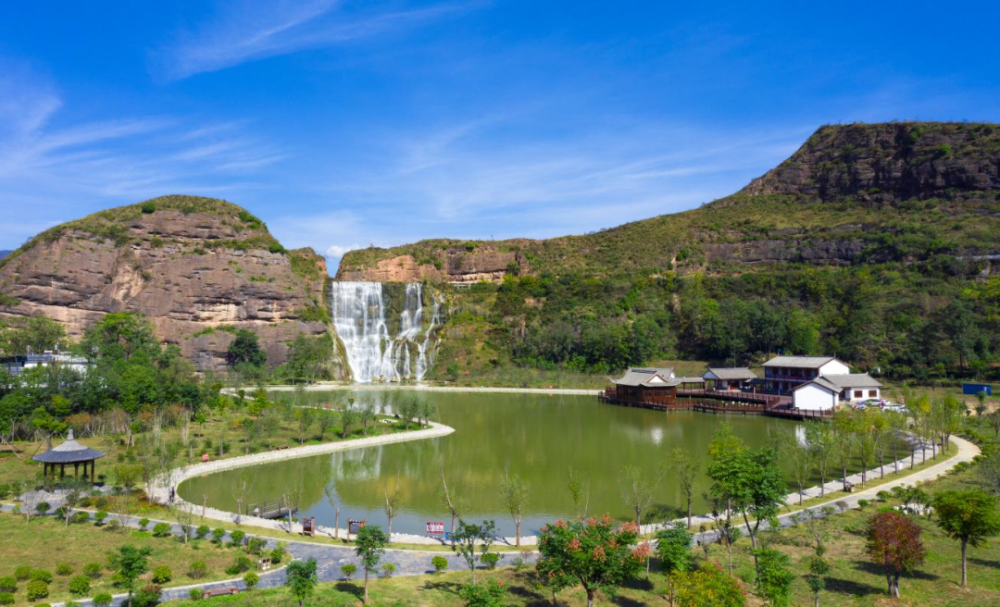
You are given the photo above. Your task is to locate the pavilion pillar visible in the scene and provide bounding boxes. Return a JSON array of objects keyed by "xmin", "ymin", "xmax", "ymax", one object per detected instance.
[
  {"xmin": 74, "ymin": 462, "xmax": 79, "ymax": 478},
  {"xmin": 91, "ymin": 460, "xmax": 96, "ymax": 483},
  {"xmin": 60, "ymin": 463, "xmax": 65, "ymax": 479}
]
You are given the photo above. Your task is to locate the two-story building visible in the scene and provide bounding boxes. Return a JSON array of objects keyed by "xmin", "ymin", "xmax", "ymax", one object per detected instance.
[
  {"xmin": 793, "ymin": 374, "xmax": 883, "ymax": 411},
  {"xmin": 762, "ymin": 356, "xmax": 850, "ymax": 395}
]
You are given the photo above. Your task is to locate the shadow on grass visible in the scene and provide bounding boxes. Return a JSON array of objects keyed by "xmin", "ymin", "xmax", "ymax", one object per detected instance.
[
  {"xmin": 825, "ymin": 577, "xmax": 885, "ymax": 597},
  {"xmin": 334, "ymin": 581, "xmax": 363, "ymax": 600},
  {"xmin": 969, "ymin": 557, "xmax": 1000, "ymax": 568},
  {"xmin": 854, "ymin": 561, "xmax": 940, "ymax": 580},
  {"xmin": 421, "ymin": 580, "xmax": 464, "ymax": 596},
  {"xmin": 621, "ymin": 576, "xmax": 655, "ymax": 592}
]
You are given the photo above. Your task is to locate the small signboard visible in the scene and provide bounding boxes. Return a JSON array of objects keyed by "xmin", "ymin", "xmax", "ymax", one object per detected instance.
[
  {"xmin": 963, "ymin": 383, "xmax": 993, "ymax": 396},
  {"xmin": 302, "ymin": 517, "xmax": 316, "ymax": 537},
  {"xmin": 426, "ymin": 521, "xmax": 445, "ymax": 534},
  {"xmin": 444, "ymin": 531, "xmax": 454, "ymax": 542},
  {"xmin": 348, "ymin": 519, "xmax": 366, "ymax": 535}
]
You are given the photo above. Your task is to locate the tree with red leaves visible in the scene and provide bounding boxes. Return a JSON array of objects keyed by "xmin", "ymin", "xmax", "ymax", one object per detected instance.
[
  {"xmin": 865, "ymin": 511, "xmax": 925, "ymax": 598},
  {"xmin": 536, "ymin": 515, "xmax": 643, "ymax": 607}
]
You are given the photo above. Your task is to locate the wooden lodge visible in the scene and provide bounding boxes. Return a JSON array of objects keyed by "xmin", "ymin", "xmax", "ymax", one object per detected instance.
[{"xmin": 604, "ymin": 368, "xmax": 705, "ymax": 408}]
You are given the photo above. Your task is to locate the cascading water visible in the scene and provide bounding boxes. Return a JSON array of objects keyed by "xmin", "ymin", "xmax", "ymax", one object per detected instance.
[{"xmin": 329, "ymin": 281, "xmax": 440, "ymax": 383}]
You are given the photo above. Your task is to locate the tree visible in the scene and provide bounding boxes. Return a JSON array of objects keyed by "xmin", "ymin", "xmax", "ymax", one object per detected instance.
[
  {"xmin": 323, "ymin": 480, "xmax": 341, "ymax": 539},
  {"xmin": 499, "ymin": 467, "xmax": 529, "ymax": 546},
  {"xmin": 756, "ymin": 547, "xmax": 794, "ymax": 607},
  {"xmin": 865, "ymin": 511, "xmax": 925, "ymax": 598},
  {"xmin": 354, "ymin": 525, "xmax": 388, "ymax": 604},
  {"xmin": 294, "ymin": 407, "xmax": 315, "ymax": 444},
  {"xmin": 977, "ymin": 451, "xmax": 1000, "ymax": 495},
  {"xmin": 535, "ymin": 515, "xmax": 643, "ymax": 607},
  {"xmin": 831, "ymin": 411, "xmax": 856, "ymax": 491},
  {"xmin": 454, "ymin": 519, "xmax": 497, "ymax": 585},
  {"xmin": 284, "ymin": 558, "xmax": 317, "ymax": 607},
  {"xmin": 459, "ymin": 578, "xmax": 506, "ymax": 607},
  {"xmin": 669, "ymin": 447, "xmax": 699, "ymax": 527},
  {"xmin": 932, "ymin": 490, "xmax": 1000, "ymax": 587},
  {"xmin": 383, "ymin": 475, "xmax": 402, "ymax": 538},
  {"xmin": 226, "ymin": 329, "xmax": 267, "ymax": 370},
  {"xmin": 440, "ymin": 461, "xmax": 464, "ymax": 544},
  {"xmin": 656, "ymin": 524, "xmax": 693, "ymax": 604},
  {"xmin": 340, "ymin": 404, "xmax": 358, "ymax": 439},
  {"xmin": 988, "ymin": 409, "xmax": 1000, "ymax": 439},
  {"xmin": 805, "ymin": 555, "xmax": 830, "ymax": 607},
  {"xmin": 670, "ymin": 561, "xmax": 746, "ymax": 607},
  {"xmin": 566, "ymin": 467, "xmax": 590, "ymax": 518},
  {"xmin": 315, "ymin": 409, "xmax": 335, "ymax": 441},
  {"xmin": 231, "ymin": 468, "xmax": 255, "ymax": 525},
  {"xmin": 618, "ymin": 464, "xmax": 663, "ymax": 531},
  {"xmin": 110, "ymin": 545, "xmax": 153, "ymax": 607}
]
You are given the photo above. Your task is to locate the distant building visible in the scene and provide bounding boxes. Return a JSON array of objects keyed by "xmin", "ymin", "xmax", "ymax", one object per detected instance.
[
  {"xmin": 762, "ymin": 356, "xmax": 850, "ymax": 395},
  {"xmin": 702, "ymin": 367, "xmax": 757, "ymax": 391},
  {"xmin": 793, "ymin": 374, "xmax": 882, "ymax": 411},
  {"xmin": 0, "ymin": 351, "xmax": 89, "ymax": 377},
  {"xmin": 606, "ymin": 367, "xmax": 704, "ymax": 407}
]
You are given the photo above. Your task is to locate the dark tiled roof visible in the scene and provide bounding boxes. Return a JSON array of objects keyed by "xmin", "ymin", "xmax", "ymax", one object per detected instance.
[{"xmin": 33, "ymin": 429, "xmax": 105, "ymax": 464}]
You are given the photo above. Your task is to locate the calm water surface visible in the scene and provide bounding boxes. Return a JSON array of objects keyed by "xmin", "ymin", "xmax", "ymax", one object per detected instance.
[{"xmin": 180, "ymin": 390, "xmax": 802, "ymax": 536}]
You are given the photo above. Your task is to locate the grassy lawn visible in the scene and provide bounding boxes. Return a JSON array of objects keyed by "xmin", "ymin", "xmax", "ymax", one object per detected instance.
[
  {"xmin": 0, "ymin": 402, "xmax": 413, "ymax": 489},
  {"xmin": 0, "ymin": 512, "xmax": 260, "ymax": 607}
]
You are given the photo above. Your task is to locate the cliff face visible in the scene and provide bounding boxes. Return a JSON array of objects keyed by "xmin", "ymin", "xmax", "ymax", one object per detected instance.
[
  {"xmin": 337, "ymin": 242, "xmax": 530, "ymax": 282},
  {"xmin": 740, "ymin": 122, "xmax": 1000, "ymax": 202},
  {"xmin": 0, "ymin": 196, "xmax": 331, "ymax": 372}
]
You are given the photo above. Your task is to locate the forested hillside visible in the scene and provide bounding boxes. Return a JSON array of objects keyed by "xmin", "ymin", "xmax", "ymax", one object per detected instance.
[{"xmin": 340, "ymin": 122, "xmax": 1000, "ymax": 382}]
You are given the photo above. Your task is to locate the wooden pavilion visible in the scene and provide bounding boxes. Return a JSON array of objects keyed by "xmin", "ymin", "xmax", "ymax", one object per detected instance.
[{"xmin": 33, "ymin": 429, "xmax": 105, "ymax": 482}]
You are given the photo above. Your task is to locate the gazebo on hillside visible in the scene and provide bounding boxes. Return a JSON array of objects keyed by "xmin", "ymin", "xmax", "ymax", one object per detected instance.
[{"xmin": 33, "ymin": 429, "xmax": 105, "ymax": 482}]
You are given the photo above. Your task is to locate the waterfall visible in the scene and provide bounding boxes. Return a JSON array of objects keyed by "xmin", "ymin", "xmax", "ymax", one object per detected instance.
[{"xmin": 329, "ymin": 281, "xmax": 440, "ymax": 383}]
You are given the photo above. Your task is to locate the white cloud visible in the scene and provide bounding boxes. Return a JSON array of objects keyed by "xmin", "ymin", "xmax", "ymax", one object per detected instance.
[
  {"xmin": 325, "ymin": 244, "xmax": 362, "ymax": 258},
  {"xmin": 153, "ymin": 0, "xmax": 480, "ymax": 81}
]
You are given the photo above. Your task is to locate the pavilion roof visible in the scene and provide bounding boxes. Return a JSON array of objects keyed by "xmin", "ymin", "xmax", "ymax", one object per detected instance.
[{"xmin": 33, "ymin": 429, "xmax": 105, "ymax": 464}]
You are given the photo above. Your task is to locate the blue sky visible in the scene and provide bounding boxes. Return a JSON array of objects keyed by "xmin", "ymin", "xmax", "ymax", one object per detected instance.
[{"xmin": 1, "ymin": 1, "xmax": 997, "ymax": 269}]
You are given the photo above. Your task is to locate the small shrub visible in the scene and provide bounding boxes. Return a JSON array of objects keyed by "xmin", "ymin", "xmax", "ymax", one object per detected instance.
[
  {"xmin": 834, "ymin": 500, "xmax": 849, "ymax": 511},
  {"xmin": 0, "ymin": 592, "xmax": 12, "ymax": 605},
  {"xmin": 56, "ymin": 563, "xmax": 73, "ymax": 576},
  {"xmin": 196, "ymin": 525, "xmax": 210, "ymax": 539},
  {"xmin": 26, "ymin": 579, "xmax": 49, "ymax": 601},
  {"xmin": 211, "ymin": 528, "xmax": 226, "ymax": 544},
  {"xmin": 77, "ymin": 496, "xmax": 92, "ymax": 508},
  {"xmin": 150, "ymin": 522, "xmax": 171, "ymax": 538},
  {"xmin": 858, "ymin": 499, "xmax": 870, "ymax": 510},
  {"xmin": 133, "ymin": 583, "xmax": 161, "ymax": 607},
  {"xmin": 141, "ymin": 201, "xmax": 157, "ymax": 214},
  {"xmin": 189, "ymin": 588, "xmax": 204, "ymax": 600},
  {"xmin": 93, "ymin": 592, "xmax": 114, "ymax": 607},
  {"xmin": 35, "ymin": 501, "xmax": 50, "ymax": 515},
  {"xmin": 84, "ymin": 563, "xmax": 102, "ymax": 579},
  {"xmin": 876, "ymin": 490, "xmax": 891, "ymax": 503},
  {"xmin": 225, "ymin": 555, "xmax": 254, "ymax": 575},
  {"xmin": 431, "ymin": 556, "xmax": 448, "ymax": 573},
  {"xmin": 152, "ymin": 565, "xmax": 172, "ymax": 584},
  {"xmin": 94, "ymin": 511, "xmax": 109, "ymax": 526},
  {"xmin": 243, "ymin": 571, "xmax": 259, "ymax": 590},
  {"xmin": 511, "ymin": 556, "xmax": 526, "ymax": 571},
  {"xmin": 381, "ymin": 563, "xmax": 396, "ymax": 578},
  {"xmin": 481, "ymin": 552, "xmax": 500, "ymax": 569},
  {"xmin": 14, "ymin": 566, "xmax": 30, "ymax": 581},
  {"xmin": 69, "ymin": 575, "xmax": 91, "ymax": 597},
  {"xmin": 459, "ymin": 579, "xmax": 506, "ymax": 607},
  {"xmin": 72, "ymin": 511, "xmax": 90, "ymax": 524},
  {"xmin": 269, "ymin": 546, "xmax": 285, "ymax": 565},
  {"xmin": 94, "ymin": 496, "xmax": 109, "ymax": 510},
  {"xmin": 340, "ymin": 564, "xmax": 356, "ymax": 580},
  {"xmin": 30, "ymin": 570, "xmax": 53, "ymax": 584},
  {"xmin": 268, "ymin": 242, "xmax": 286, "ymax": 255},
  {"xmin": 138, "ymin": 518, "xmax": 150, "ymax": 531},
  {"xmin": 247, "ymin": 537, "xmax": 267, "ymax": 555},
  {"xmin": 229, "ymin": 530, "xmax": 246, "ymax": 548},
  {"xmin": 0, "ymin": 578, "xmax": 14, "ymax": 593},
  {"xmin": 188, "ymin": 561, "xmax": 208, "ymax": 579}
]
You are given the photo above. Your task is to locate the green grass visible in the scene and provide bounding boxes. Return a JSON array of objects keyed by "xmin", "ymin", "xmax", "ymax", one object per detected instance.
[{"xmin": 0, "ymin": 513, "xmax": 244, "ymax": 607}]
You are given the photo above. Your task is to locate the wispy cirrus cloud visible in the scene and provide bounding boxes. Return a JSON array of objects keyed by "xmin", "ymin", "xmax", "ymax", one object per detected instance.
[
  {"xmin": 152, "ymin": 0, "xmax": 480, "ymax": 81},
  {"xmin": 0, "ymin": 61, "xmax": 286, "ymax": 246}
]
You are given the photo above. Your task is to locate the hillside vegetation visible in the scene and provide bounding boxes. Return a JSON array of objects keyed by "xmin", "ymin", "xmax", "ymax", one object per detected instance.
[{"xmin": 339, "ymin": 122, "xmax": 1000, "ymax": 382}]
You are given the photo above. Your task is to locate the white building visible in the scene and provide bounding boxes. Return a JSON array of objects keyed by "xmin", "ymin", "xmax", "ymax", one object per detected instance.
[
  {"xmin": 793, "ymin": 374, "xmax": 882, "ymax": 411},
  {"xmin": 763, "ymin": 356, "xmax": 850, "ymax": 394}
]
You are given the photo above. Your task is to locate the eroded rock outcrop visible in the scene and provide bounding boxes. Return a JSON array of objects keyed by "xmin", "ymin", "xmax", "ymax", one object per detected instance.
[
  {"xmin": 0, "ymin": 196, "xmax": 332, "ymax": 372},
  {"xmin": 337, "ymin": 245, "xmax": 528, "ymax": 283}
]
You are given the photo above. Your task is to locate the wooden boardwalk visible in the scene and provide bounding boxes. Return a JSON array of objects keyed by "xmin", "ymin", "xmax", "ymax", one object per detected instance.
[{"xmin": 599, "ymin": 390, "xmax": 830, "ymax": 420}]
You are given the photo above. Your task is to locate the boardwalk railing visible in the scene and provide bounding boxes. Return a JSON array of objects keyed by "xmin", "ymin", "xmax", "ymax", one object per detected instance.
[{"xmin": 599, "ymin": 389, "xmax": 832, "ymax": 420}]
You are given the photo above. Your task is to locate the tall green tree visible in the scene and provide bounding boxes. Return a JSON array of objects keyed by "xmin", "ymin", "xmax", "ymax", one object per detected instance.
[
  {"xmin": 932, "ymin": 490, "xmax": 1000, "ymax": 587},
  {"xmin": 756, "ymin": 547, "xmax": 794, "ymax": 607},
  {"xmin": 110, "ymin": 545, "xmax": 153, "ymax": 607},
  {"xmin": 354, "ymin": 525, "xmax": 388, "ymax": 604},
  {"xmin": 670, "ymin": 447, "xmax": 700, "ymax": 527},
  {"xmin": 226, "ymin": 329, "xmax": 267, "ymax": 369},
  {"xmin": 499, "ymin": 467, "xmax": 529, "ymax": 547},
  {"xmin": 285, "ymin": 558, "xmax": 317, "ymax": 607}
]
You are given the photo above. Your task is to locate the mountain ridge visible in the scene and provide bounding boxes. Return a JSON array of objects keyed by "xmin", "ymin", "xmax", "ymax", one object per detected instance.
[{"xmin": 0, "ymin": 195, "xmax": 335, "ymax": 373}]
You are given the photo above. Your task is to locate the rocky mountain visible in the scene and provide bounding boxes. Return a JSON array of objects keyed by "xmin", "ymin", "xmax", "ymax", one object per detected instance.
[
  {"xmin": 0, "ymin": 196, "xmax": 332, "ymax": 372},
  {"xmin": 338, "ymin": 122, "xmax": 1000, "ymax": 281},
  {"xmin": 337, "ymin": 122, "xmax": 1000, "ymax": 381}
]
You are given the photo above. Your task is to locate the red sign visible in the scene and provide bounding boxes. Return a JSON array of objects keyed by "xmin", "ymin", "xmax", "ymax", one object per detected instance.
[{"xmin": 426, "ymin": 521, "xmax": 445, "ymax": 534}]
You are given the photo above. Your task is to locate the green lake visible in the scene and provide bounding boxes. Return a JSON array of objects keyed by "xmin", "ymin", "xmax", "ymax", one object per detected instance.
[{"xmin": 179, "ymin": 390, "xmax": 805, "ymax": 537}]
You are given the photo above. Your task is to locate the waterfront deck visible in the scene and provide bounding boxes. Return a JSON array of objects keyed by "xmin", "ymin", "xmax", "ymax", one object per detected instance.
[{"xmin": 599, "ymin": 389, "xmax": 828, "ymax": 420}]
